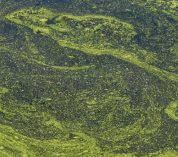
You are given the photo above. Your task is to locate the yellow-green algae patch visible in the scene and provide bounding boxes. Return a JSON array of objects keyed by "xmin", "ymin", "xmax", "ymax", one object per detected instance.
[
  {"xmin": 0, "ymin": 124, "xmax": 101, "ymax": 157},
  {"xmin": 149, "ymin": 149, "xmax": 178, "ymax": 157},
  {"xmin": 1, "ymin": 124, "xmax": 170, "ymax": 157},
  {"xmin": 8, "ymin": 15, "xmax": 95, "ymax": 71},
  {"xmin": 0, "ymin": 95, "xmax": 162, "ymax": 157},
  {"xmin": 5, "ymin": 7, "xmax": 178, "ymax": 83},
  {"xmin": 58, "ymin": 41, "xmax": 178, "ymax": 83},
  {"xmin": 1, "ymin": 123, "xmax": 176, "ymax": 157},
  {"xmin": 6, "ymin": 7, "xmax": 136, "ymax": 49},
  {"xmin": 157, "ymin": 150, "xmax": 178, "ymax": 157},
  {"xmin": 3, "ymin": 6, "xmax": 178, "ymax": 157},
  {"xmin": 52, "ymin": 13, "xmax": 136, "ymax": 49},
  {"xmin": 0, "ymin": 100, "xmax": 102, "ymax": 156},
  {"xmin": 0, "ymin": 46, "xmax": 9, "ymax": 51},
  {"xmin": 20, "ymin": 54, "xmax": 95, "ymax": 71},
  {"xmin": 0, "ymin": 87, "xmax": 9, "ymax": 94},
  {"xmin": 165, "ymin": 101, "xmax": 178, "ymax": 121}
]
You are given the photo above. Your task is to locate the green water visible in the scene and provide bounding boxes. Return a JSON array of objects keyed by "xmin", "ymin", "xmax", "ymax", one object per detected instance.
[{"xmin": 0, "ymin": 0, "xmax": 178, "ymax": 156}]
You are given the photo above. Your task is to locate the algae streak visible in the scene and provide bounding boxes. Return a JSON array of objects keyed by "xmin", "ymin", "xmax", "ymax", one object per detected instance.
[
  {"xmin": 5, "ymin": 8, "xmax": 178, "ymax": 83},
  {"xmin": 165, "ymin": 101, "xmax": 178, "ymax": 121},
  {"xmin": 0, "ymin": 87, "xmax": 9, "ymax": 94}
]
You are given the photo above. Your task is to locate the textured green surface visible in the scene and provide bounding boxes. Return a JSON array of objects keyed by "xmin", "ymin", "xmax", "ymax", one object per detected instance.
[{"xmin": 0, "ymin": 0, "xmax": 178, "ymax": 157}]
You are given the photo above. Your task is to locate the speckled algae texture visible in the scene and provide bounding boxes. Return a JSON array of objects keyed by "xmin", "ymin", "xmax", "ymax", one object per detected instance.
[{"xmin": 0, "ymin": 0, "xmax": 178, "ymax": 157}]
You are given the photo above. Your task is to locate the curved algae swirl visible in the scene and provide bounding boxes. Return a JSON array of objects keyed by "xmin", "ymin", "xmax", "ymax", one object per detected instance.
[
  {"xmin": 1, "ymin": 5, "xmax": 178, "ymax": 157},
  {"xmin": 5, "ymin": 7, "xmax": 178, "ymax": 83},
  {"xmin": 165, "ymin": 101, "xmax": 178, "ymax": 121}
]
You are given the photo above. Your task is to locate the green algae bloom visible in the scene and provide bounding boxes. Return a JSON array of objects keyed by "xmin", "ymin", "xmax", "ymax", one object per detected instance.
[{"xmin": 0, "ymin": 0, "xmax": 178, "ymax": 156}]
